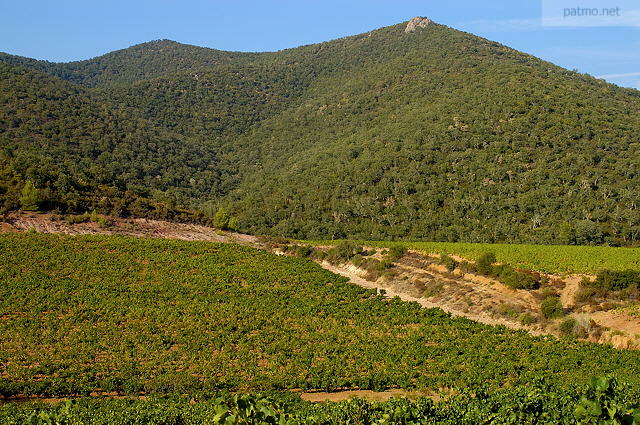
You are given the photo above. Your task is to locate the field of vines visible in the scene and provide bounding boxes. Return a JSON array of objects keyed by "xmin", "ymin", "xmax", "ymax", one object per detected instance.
[
  {"xmin": 309, "ymin": 240, "xmax": 640, "ymax": 274},
  {"xmin": 2, "ymin": 233, "xmax": 640, "ymax": 423},
  {"xmin": 2, "ymin": 377, "xmax": 638, "ymax": 425}
]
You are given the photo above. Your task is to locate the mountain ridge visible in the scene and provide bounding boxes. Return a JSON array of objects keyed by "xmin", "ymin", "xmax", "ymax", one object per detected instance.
[{"xmin": 0, "ymin": 39, "xmax": 260, "ymax": 87}]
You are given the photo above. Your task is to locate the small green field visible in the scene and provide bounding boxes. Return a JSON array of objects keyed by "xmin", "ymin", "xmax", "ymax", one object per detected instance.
[{"xmin": 308, "ymin": 240, "xmax": 640, "ymax": 274}]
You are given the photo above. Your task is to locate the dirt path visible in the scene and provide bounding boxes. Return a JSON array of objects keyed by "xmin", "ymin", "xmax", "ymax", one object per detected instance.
[
  {"xmin": 591, "ymin": 311, "xmax": 640, "ymax": 339},
  {"xmin": 560, "ymin": 275, "xmax": 583, "ymax": 308},
  {"xmin": 3, "ymin": 212, "xmax": 259, "ymax": 246},
  {"xmin": 299, "ymin": 388, "xmax": 434, "ymax": 403}
]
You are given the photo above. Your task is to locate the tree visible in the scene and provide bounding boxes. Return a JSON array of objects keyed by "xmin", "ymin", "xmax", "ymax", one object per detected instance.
[
  {"xmin": 19, "ymin": 180, "xmax": 39, "ymax": 211},
  {"xmin": 559, "ymin": 222, "xmax": 576, "ymax": 245},
  {"xmin": 541, "ymin": 296, "xmax": 564, "ymax": 319},
  {"xmin": 213, "ymin": 207, "xmax": 230, "ymax": 230}
]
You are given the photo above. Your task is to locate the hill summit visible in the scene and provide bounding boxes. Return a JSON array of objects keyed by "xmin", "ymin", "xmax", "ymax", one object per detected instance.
[{"xmin": 405, "ymin": 16, "xmax": 433, "ymax": 32}]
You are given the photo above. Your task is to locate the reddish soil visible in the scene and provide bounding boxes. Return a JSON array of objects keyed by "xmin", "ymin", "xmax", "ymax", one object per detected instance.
[{"xmin": 299, "ymin": 389, "xmax": 433, "ymax": 403}]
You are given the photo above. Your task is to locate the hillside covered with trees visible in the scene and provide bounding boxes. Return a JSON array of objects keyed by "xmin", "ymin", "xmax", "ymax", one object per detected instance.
[{"xmin": 1, "ymin": 18, "xmax": 639, "ymax": 245}]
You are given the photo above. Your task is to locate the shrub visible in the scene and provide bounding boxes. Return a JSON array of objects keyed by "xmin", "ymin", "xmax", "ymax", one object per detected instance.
[
  {"xmin": 497, "ymin": 265, "xmax": 538, "ymax": 290},
  {"xmin": 560, "ymin": 317, "xmax": 576, "ymax": 336},
  {"xmin": 66, "ymin": 213, "xmax": 90, "ymax": 224},
  {"xmin": 476, "ymin": 252, "xmax": 497, "ymax": 275},
  {"xmin": 440, "ymin": 254, "xmax": 458, "ymax": 272},
  {"xmin": 327, "ymin": 241, "xmax": 363, "ymax": 265},
  {"xmin": 386, "ymin": 246, "xmax": 407, "ymax": 262},
  {"xmin": 313, "ymin": 250, "xmax": 327, "ymax": 261},
  {"xmin": 519, "ymin": 312, "xmax": 537, "ymax": 325},
  {"xmin": 257, "ymin": 236, "xmax": 289, "ymax": 248},
  {"xmin": 573, "ymin": 315, "xmax": 594, "ymax": 339},
  {"xmin": 376, "ymin": 260, "xmax": 393, "ymax": 272},
  {"xmin": 292, "ymin": 245, "xmax": 312, "ymax": 257},
  {"xmin": 458, "ymin": 260, "xmax": 475, "ymax": 274},
  {"xmin": 351, "ymin": 254, "xmax": 364, "ymax": 267},
  {"xmin": 96, "ymin": 216, "xmax": 114, "ymax": 229},
  {"xmin": 423, "ymin": 281, "xmax": 445, "ymax": 297},
  {"xmin": 593, "ymin": 269, "xmax": 640, "ymax": 291},
  {"xmin": 541, "ymin": 296, "xmax": 564, "ymax": 319},
  {"xmin": 360, "ymin": 258, "xmax": 393, "ymax": 281},
  {"xmin": 575, "ymin": 286, "xmax": 601, "ymax": 304},
  {"xmin": 496, "ymin": 303, "xmax": 521, "ymax": 319}
]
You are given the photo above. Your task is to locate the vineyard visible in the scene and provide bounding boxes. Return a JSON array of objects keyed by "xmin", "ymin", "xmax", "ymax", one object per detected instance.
[
  {"xmin": 308, "ymin": 240, "xmax": 640, "ymax": 275},
  {"xmin": 1, "ymin": 377, "xmax": 639, "ymax": 424},
  {"xmin": 2, "ymin": 233, "xmax": 640, "ymax": 423}
]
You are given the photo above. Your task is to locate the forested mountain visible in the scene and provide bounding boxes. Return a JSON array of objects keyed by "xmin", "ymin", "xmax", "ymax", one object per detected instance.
[{"xmin": 1, "ymin": 18, "xmax": 640, "ymax": 245}]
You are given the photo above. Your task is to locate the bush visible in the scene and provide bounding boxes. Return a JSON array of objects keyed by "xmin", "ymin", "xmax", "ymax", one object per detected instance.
[
  {"xmin": 541, "ymin": 296, "xmax": 564, "ymax": 319},
  {"xmin": 96, "ymin": 216, "xmax": 114, "ymax": 228},
  {"xmin": 496, "ymin": 303, "xmax": 521, "ymax": 319},
  {"xmin": 292, "ymin": 245, "xmax": 312, "ymax": 257},
  {"xmin": 213, "ymin": 207, "xmax": 230, "ymax": 230},
  {"xmin": 575, "ymin": 286, "xmax": 602, "ymax": 304},
  {"xmin": 497, "ymin": 265, "xmax": 538, "ymax": 290},
  {"xmin": 423, "ymin": 281, "xmax": 445, "ymax": 297},
  {"xmin": 573, "ymin": 315, "xmax": 594, "ymax": 339},
  {"xmin": 360, "ymin": 258, "xmax": 393, "ymax": 281},
  {"xmin": 593, "ymin": 269, "xmax": 640, "ymax": 291},
  {"xmin": 476, "ymin": 252, "xmax": 497, "ymax": 275},
  {"xmin": 440, "ymin": 254, "xmax": 458, "ymax": 272},
  {"xmin": 351, "ymin": 254, "xmax": 364, "ymax": 267},
  {"xmin": 313, "ymin": 250, "xmax": 327, "ymax": 261},
  {"xmin": 519, "ymin": 312, "xmax": 537, "ymax": 325},
  {"xmin": 376, "ymin": 260, "xmax": 394, "ymax": 272},
  {"xmin": 66, "ymin": 213, "xmax": 90, "ymax": 224},
  {"xmin": 327, "ymin": 241, "xmax": 363, "ymax": 265},
  {"xmin": 386, "ymin": 246, "xmax": 407, "ymax": 262},
  {"xmin": 560, "ymin": 317, "xmax": 577, "ymax": 336}
]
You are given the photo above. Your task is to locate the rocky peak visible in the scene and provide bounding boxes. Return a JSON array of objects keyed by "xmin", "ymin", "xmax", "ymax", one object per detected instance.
[{"xmin": 405, "ymin": 16, "xmax": 432, "ymax": 33}]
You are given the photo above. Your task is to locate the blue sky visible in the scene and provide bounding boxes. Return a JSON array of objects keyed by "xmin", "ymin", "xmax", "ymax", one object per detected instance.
[{"xmin": 1, "ymin": 0, "xmax": 639, "ymax": 89}]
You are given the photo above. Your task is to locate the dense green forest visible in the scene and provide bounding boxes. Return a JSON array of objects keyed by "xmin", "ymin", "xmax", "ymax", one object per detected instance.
[{"xmin": 1, "ymin": 19, "xmax": 640, "ymax": 244}]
